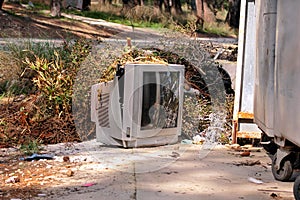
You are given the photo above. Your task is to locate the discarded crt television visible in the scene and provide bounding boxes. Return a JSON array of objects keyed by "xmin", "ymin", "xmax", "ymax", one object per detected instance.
[{"xmin": 91, "ymin": 64, "xmax": 185, "ymax": 147}]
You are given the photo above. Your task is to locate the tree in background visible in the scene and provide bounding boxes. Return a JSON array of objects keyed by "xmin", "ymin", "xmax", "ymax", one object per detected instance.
[
  {"xmin": 122, "ymin": 0, "xmax": 139, "ymax": 10},
  {"xmin": 153, "ymin": 0, "xmax": 163, "ymax": 12},
  {"xmin": 172, "ymin": 0, "xmax": 183, "ymax": 14},
  {"xmin": 195, "ymin": 0, "xmax": 204, "ymax": 28},
  {"xmin": 100, "ymin": 0, "xmax": 112, "ymax": 5},
  {"xmin": 194, "ymin": 0, "xmax": 240, "ymax": 29},
  {"xmin": 226, "ymin": 0, "xmax": 240, "ymax": 28},
  {"xmin": 82, "ymin": 0, "xmax": 91, "ymax": 10},
  {"xmin": 206, "ymin": 0, "xmax": 226, "ymax": 16},
  {"xmin": 51, "ymin": 0, "xmax": 90, "ymax": 16},
  {"xmin": 163, "ymin": 0, "xmax": 171, "ymax": 13},
  {"xmin": 0, "ymin": 0, "xmax": 4, "ymax": 10},
  {"xmin": 45, "ymin": 0, "xmax": 239, "ymax": 30},
  {"xmin": 50, "ymin": 0, "xmax": 61, "ymax": 17}
]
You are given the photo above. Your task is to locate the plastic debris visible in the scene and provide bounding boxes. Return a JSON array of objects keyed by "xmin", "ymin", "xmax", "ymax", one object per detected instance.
[
  {"xmin": 20, "ymin": 154, "xmax": 54, "ymax": 161},
  {"xmin": 181, "ymin": 139, "xmax": 193, "ymax": 144},
  {"xmin": 28, "ymin": 1, "xmax": 34, "ymax": 8},
  {"xmin": 5, "ymin": 176, "xmax": 20, "ymax": 184},
  {"xmin": 82, "ymin": 183, "xmax": 96, "ymax": 187},
  {"xmin": 37, "ymin": 193, "xmax": 47, "ymax": 197},
  {"xmin": 193, "ymin": 135, "xmax": 205, "ymax": 144},
  {"xmin": 248, "ymin": 177, "xmax": 263, "ymax": 184}
]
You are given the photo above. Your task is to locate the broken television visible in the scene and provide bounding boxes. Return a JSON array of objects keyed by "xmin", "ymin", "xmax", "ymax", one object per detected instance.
[{"xmin": 91, "ymin": 64, "xmax": 184, "ymax": 147}]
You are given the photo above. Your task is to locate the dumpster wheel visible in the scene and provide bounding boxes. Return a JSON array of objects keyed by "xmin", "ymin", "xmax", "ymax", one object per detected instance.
[
  {"xmin": 294, "ymin": 176, "xmax": 300, "ymax": 200},
  {"xmin": 272, "ymin": 153, "xmax": 293, "ymax": 181}
]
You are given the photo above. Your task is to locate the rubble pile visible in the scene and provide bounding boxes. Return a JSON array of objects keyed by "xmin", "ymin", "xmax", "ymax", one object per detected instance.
[{"xmin": 200, "ymin": 42, "xmax": 238, "ymax": 61}]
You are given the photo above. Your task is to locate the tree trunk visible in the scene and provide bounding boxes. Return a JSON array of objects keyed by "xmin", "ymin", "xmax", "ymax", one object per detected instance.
[
  {"xmin": 171, "ymin": 0, "xmax": 182, "ymax": 14},
  {"xmin": 0, "ymin": 0, "xmax": 4, "ymax": 10},
  {"xmin": 122, "ymin": 0, "xmax": 138, "ymax": 10},
  {"xmin": 100, "ymin": 0, "xmax": 111, "ymax": 4},
  {"xmin": 226, "ymin": 0, "xmax": 241, "ymax": 28},
  {"xmin": 50, "ymin": 0, "xmax": 61, "ymax": 17},
  {"xmin": 154, "ymin": 0, "xmax": 163, "ymax": 12},
  {"xmin": 82, "ymin": 0, "xmax": 91, "ymax": 10},
  {"xmin": 190, "ymin": 0, "xmax": 196, "ymax": 11},
  {"xmin": 195, "ymin": 0, "xmax": 204, "ymax": 28},
  {"xmin": 164, "ymin": 0, "xmax": 171, "ymax": 13}
]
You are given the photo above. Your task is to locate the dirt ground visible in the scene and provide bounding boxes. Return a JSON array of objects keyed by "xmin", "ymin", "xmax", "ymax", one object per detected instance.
[
  {"xmin": 0, "ymin": 3, "xmax": 117, "ymax": 39},
  {"xmin": 0, "ymin": 142, "xmax": 295, "ymax": 200}
]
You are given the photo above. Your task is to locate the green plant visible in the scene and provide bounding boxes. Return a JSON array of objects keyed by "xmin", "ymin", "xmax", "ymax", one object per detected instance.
[
  {"xmin": 25, "ymin": 52, "xmax": 71, "ymax": 115},
  {"xmin": 0, "ymin": 93, "xmax": 5, "ymax": 100},
  {"xmin": 63, "ymin": 38, "xmax": 92, "ymax": 68},
  {"xmin": 3, "ymin": 40, "xmax": 63, "ymax": 96},
  {"xmin": 8, "ymin": 40, "xmax": 59, "ymax": 67},
  {"xmin": 20, "ymin": 139, "xmax": 42, "ymax": 155},
  {"xmin": 0, "ymin": 118, "xmax": 9, "ymax": 143},
  {"xmin": 23, "ymin": 39, "xmax": 91, "ymax": 116}
]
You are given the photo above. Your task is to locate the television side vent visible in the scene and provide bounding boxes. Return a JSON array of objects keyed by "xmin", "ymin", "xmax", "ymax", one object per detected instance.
[{"xmin": 97, "ymin": 92, "xmax": 110, "ymax": 127}]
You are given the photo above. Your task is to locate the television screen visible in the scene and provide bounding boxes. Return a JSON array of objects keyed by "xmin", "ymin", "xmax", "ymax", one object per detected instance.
[{"xmin": 141, "ymin": 71, "xmax": 180, "ymax": 130}]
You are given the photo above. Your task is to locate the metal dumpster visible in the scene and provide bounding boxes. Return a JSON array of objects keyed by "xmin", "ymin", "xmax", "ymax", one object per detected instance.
[
  {"xmin": 256, "ymin": 0, "xmax": 300, "ymax": 149},
  {"xmin": 254, "ymin": 0, "xmax": 300, "ymax": 186}
]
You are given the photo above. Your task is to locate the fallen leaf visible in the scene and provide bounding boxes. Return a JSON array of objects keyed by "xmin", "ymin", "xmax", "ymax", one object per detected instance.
[{"xmin": 240, "ymin": 151, "xmax": 250, "ymax": 157}]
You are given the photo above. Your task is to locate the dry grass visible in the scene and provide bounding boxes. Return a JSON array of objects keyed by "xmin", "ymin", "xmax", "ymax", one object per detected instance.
[
  {"xmin": 203, "ymin": 21, "xmax": 237, "ymax": 37},
  {"xmin": 0, "ymin": 51, "xmax": 21, "ymax": 96},
  {"xmin": 0, "ymin": 51, "xmax": 20, "ymax": 82}
]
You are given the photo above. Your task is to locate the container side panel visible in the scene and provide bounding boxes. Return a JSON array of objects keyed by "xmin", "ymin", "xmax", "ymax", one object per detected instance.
[
  {"xmin": 254, "ymin": 0, "xmax": 277, "ymax": 137},
  {"xmin": 274, "ymin": 1, "xmax": 300, "ymax": 146}
]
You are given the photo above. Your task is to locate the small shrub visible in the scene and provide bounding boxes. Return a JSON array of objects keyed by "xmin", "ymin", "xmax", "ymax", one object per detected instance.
[
  {"xmin": 0, "ymin": 39, "xmax": 92, "ymax": 145},
  {"xmin": 25, "ymin": 52, "xmax": 72, "ymax": 115},
  {"xmin": 24, "ymin": 39, "xmax": 92, "ymax": 117},
  {"xmin": 20, "ymin": 139, "xmax": 42, "ymax": 155}
]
